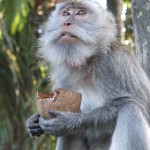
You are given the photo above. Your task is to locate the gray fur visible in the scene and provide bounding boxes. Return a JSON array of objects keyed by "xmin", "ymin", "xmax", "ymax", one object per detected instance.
[{"xmin": 27, "ymin": 0, "xmax": 150, "ymax": 150}]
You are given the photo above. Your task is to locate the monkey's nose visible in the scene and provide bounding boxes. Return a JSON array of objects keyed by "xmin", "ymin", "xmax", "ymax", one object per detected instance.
[{"xmin": 64, "ymin": 22, "xmax": 72, "ymax": 26}]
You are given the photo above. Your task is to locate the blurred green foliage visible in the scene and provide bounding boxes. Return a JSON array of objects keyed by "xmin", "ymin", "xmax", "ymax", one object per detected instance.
[
  {"xmin": 124, "ymin": 0, "xmax": 134, "ymax": 47},
  {"xmin": 0, "ymin": 0, "xmax": 133, "ymax": 150}
]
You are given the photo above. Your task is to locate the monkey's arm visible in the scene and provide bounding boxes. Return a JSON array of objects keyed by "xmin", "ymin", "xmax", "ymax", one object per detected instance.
[{"xmin": 39, "ymin": 96, "xmax": 133, "ymax": 137}]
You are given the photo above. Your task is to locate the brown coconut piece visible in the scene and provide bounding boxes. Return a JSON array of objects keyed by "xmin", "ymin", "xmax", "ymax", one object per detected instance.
[{"xmin": 36, "ymin": 88, "xmax": 82, "ymax": 119}]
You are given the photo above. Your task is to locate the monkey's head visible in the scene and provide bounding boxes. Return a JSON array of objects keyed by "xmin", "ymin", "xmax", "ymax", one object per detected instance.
[{"xmin": 38, "ymin": 0, "xmax": 117, "ymax": 67}]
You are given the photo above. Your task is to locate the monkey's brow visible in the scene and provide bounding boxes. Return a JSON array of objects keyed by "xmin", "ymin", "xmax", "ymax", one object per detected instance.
[{"xmin": 58, "ymin": 3, "xmax": 89, "ymax": 11}]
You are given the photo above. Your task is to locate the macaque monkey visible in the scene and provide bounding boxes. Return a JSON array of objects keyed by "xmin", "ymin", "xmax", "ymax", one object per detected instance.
[{"xmin": 27, "ymin": 0, "xmax": 150, "ymax": 150}]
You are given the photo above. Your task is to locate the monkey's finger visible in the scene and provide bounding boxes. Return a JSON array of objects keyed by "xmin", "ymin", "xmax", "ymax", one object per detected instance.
[
  {"xmin": 35, "ymin": 131, "xmax": 44, "ymax": 137},
  {"xmin": 28, "ymin": 123, "xmax": 41, "ymax": 129},
  {"xmin": 39, "ymin": 117, "xmax": 51, "ymax": 127},
  {"xmin": 27, "ymin": 113, "xmax": 40, "ymax": 125},
  {"xmin": 29, "ymin": 128, "xmax": 44, "ymax": 135},
  {"xmin": 29, "ymin": 129, "xmax": 44, "ymax": 137},
  {"xmin": 48, "ymin": 110, "xmax": 62, "ymax": 117}
]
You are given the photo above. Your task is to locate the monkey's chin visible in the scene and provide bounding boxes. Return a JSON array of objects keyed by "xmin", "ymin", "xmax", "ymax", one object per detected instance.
[{"xmin": 59, "ymin": 35, "xmax": 78, "ymax": 44}]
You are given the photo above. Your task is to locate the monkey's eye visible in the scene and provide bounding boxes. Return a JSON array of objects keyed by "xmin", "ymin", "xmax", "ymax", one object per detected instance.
[
  {"xmin": 76, "ymin": 10, "xmax": 86, "ymax": 15},
  {"xmin": 63, "ymin": 11, "xmax": 70, "ymax": 16}
]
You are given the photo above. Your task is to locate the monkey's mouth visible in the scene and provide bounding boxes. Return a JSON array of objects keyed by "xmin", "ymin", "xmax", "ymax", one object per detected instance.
[
  {"xmin": 61, "ymin": 33, "xmax": 77, "ymax": 38},
  {"xmin": 59, "ymin": 32, "xmax": 78, "ymax": 43}
]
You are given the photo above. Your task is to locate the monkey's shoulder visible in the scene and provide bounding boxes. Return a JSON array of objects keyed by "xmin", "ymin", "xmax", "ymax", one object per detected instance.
[
  {"xmin": 89, "ymin": 42, "xmax": 135, "ymax": 69},
  {"xmin": 89, "ymin": 41, "xmax": 146, "ymax": 84},
  {"xmin": 109, "ymin": 41, "xmax": 133, "ymax": 53}
]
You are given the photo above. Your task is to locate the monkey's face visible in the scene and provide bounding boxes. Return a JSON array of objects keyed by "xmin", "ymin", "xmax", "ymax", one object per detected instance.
[
  {"xmin": 56, "ymin": 8, "xmax": 88, "ymax": 45},
  {"xmin": 38, "ymin": 1, "xmax": 117, "ymax": 67},
  {"xmin": 55, "ymin": 3, "xmax": 98, "ymax": 45}
]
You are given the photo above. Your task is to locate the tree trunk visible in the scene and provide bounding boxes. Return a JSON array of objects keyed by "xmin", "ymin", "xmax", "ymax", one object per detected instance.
[
  {"xmin": 107, "ymin": 0, "xmax": 124, "ymax": 42},
  {"xmin": 131, "ymin": 0, "xmax": 150, "ymax": 77}
]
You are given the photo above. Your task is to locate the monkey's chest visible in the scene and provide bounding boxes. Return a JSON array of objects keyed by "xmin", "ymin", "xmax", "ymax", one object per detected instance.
[{"xmin": 78, "ymin": 86, "xmax": 105, "ymax": 112}]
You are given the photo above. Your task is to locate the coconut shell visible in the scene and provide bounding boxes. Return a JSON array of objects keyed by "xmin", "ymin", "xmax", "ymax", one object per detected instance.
[{"xmin": 36, "ymin": 88, "xmax": 82, "ymax": 119}]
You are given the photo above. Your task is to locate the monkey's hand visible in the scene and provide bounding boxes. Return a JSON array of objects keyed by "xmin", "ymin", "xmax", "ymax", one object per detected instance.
[
  {"xmin": 39, "ymin": 110, "xmax": 85, "ymax": 137},
  {"xmin": 26, "ymin": 113, "xmax": 44, "ymax": 137}
]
